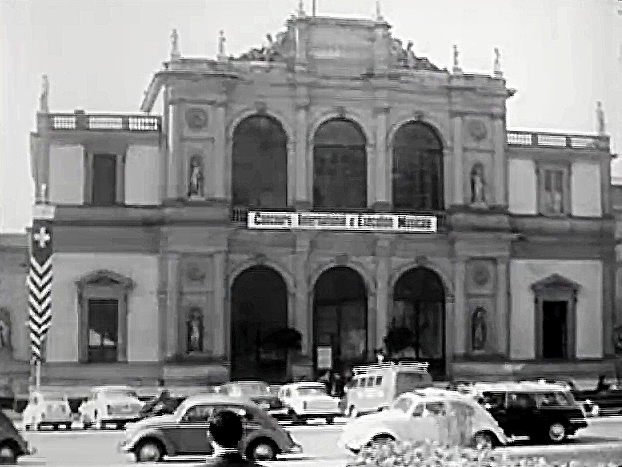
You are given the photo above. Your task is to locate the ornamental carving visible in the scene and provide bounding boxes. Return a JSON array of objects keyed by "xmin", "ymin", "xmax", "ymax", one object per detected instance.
[
  {"xmin": 186, "ymin": 265, "xmax": 206, "ymax": 282},
  {"xmin": 185, "ymin": 108, "xmax": 208, "ymax": 130},
  {"xmin": 473, "ymin": 264, "xmax": 490, "ymax": 287},
  {"xmin": 468, "ymin": 120, "xmax": 488, "ymax": 142}
]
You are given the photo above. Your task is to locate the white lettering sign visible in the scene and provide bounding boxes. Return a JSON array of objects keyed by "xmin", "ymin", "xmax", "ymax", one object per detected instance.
[{"xmin": 248, "ymin": 211, "xmax": 437, "ymax": 233}]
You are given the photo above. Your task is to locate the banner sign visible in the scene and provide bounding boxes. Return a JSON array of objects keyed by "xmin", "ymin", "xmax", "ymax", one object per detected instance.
[{"xmin": 248, "ymin": 211, "xmax": 437, "ymax": 233}]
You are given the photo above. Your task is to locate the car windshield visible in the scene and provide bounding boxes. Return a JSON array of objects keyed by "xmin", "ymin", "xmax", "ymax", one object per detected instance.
[
  {"xmin": 44, "ymin": 394, "xmax": 66, "ymax": 402},
  {"xmin": 296, "ymin": 386, "xmax": 326, "ymax": 396},
  {"xmin": 395, "ymin": 373, "xmax": 428, "ymax": 396},
  {"xmin": 391, "ymin": 396, "xmax": 414, "ymax": 413},
  {"xmin": 535, "ymin": 391, "xmax": 574, "ymax": 407},
  {"xmin": 237, "ymin": 383, "xmax": 271, "ymax": 395},
  {"xmin": 103, "ymin": 389, "xmax": 138, "ymax": 398}
]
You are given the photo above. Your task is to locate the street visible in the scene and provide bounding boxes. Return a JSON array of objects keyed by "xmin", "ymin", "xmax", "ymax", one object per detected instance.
[{"xmin": 13, "ymin": 417, "xmax": 622, "ymax": 466}]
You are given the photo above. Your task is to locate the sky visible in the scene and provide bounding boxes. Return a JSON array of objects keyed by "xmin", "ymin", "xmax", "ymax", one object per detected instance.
[{"xmin": 0, "ymin": 0, "xmax": 619, "ymax": 233}]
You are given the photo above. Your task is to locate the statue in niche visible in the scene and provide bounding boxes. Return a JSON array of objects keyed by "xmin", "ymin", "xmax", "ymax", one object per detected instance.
[
  {"xmin": 0, "ymin": 308, "xmax": 11, "ymax": 350},
  {"xmin": 472, "ymin": 307, "xmax": 487, "ymax": 351},
  {"xmin": 470, "ymin": 163, "xmax": 486, "ymax": 205},
  {"xmin": 187, "ymin": 156, "xmax": 204, "ymax": 199},
  {"xmin": 187, "ymin": 308, "xmax": 204, "ymax": 353}
]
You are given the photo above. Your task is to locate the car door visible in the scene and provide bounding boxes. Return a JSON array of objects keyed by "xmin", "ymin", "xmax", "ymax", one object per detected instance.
[
  {"xmin": 219, "ymin": 404, "xmax": 263, "ymax": 442},
  {"xmin": 481, "ymin": 392, "xmax": 510, "ymax": 431},
  {"xmin": 405, "ymin": 401, "xmax": 443, "ymax": 443},
  {"xmin": 504, "ymin": 392, "xmax": 537, "ymax": 437},
  {"xmin": 172, "ymin": 404, "xmax": 214, "ymax": 454}
]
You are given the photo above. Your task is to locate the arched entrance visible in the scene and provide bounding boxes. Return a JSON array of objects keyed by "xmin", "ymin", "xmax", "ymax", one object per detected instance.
[
  {"xmin": 313, "ymin": 267, "xmax": 368, "ymax": 376},
  {"xmin": 230, "ymin": 266, "xmax": 288, "ymax": 382},
  {"xmin": 391, "ymin": 267, "xmax": 446, "ymax": 378}
]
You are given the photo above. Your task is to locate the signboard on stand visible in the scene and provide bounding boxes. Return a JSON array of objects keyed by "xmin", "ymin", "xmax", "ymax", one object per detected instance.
[{"xmin": 316, "ymin": 346, "xmax": 333, "ymax": 370}]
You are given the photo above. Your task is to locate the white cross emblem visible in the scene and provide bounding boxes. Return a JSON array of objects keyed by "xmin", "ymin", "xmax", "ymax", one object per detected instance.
[{"xmin": 34, "ymin": 226, "xmax": 50, "ymax": 249}]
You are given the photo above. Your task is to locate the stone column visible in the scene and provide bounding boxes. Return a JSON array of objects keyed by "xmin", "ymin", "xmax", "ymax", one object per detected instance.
[
  {"xmin": 295, "ymin": 234, "xmax": 311, "ymax": 355},
  {"xmin": 373, "ymin": 106, "xmax": 390, "ymax": 211},
  {"xmin": 167, "ymin": 103, "xmax": 182, "ymax": 199},
  {"xmin": 165, "ymin": 253, "xmax": 181, "ymax": 359},
  {"xmin": 212, "ymin": 251, "xmax": 227, "ymax": 357},
  {"xmin": 496, "ymin": 258, "xmax": 509, "ymax": 356},
  {"xmin": 213, "ymin": 103, "xmax": 227, "ymax": 200},
  {"xmin": 453, "ymin": 257, "xmax": 467, "ymax": 356},
  {"xmin": 444, "ymin": 295, "xmax": 455, "ymax": 379},
  {"xmin": 492, "ymin": 116, "xmax": 506, "ymax": 206},
  {"xmin": 295, "ymin": 98, "xmax": 310, "ymax": 209},
  {"xmin": 375, "ymin": 236, "xmax": 391, "ymax": 349},
  {"xmin": 452, "ymin": 115, "xmax": 464, "ymax": 205}
]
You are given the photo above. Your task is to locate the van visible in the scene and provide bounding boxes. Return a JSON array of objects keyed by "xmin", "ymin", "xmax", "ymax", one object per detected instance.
[{"xmin": 344, "ymin": 361, "xmax": 433, "ymax": 417}]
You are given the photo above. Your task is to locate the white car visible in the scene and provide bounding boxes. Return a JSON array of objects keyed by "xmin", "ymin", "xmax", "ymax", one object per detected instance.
[
  {"xmin": 278, "ymin": 382, "xmax": 342, "ymax": 424},
  {"xmin": 338, "ymin": 391, "xmax": 509, "ymax": 453},
  {"xmin": 78, "ymin": 385, "xmax": 144, "ymax": 430},
  {"xmin": 22, "ymin": 391, "xmax": 73, "ymax": 431}
]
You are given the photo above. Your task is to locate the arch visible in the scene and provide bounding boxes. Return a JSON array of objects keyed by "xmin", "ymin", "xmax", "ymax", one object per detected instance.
[
  {"xmin": 228, "ymin": 257, "xmax": 295, "ymax": 294},
  {"xmin": 227, "ymin": 108, "xmax": 294, "ymax": 144},
  {"xmin": 387, "ymin": 114, "xmax": 449, "ymax": 152},
  {"xmin": 391, "ymin": 120, "xmax": 444, "ymax": 211},
  {"xmin": 312, "ymin": 266, "xmax": 370, "ymax": 375},
  {"xmin": 308, "ymin": 259, "xmax": 376, "ymax": 296},
  {"xmin": 231, "ymin": 113, "xmax": 289, "ymax": 209},
  {"xmin": 389, "ymin": 262, "xmax": 453, "ymax": 299},
  {"xmin": 308, "ymin": 109, "xmax": 374, "ymax": 149},
  {"xmin": 390, "ymin": 266, "xmax": 447, "ymax": 378},
  {"xmin": 312, "ymin": 117, "xmax": 368, "ymax": 210},
  {"xmin": 230, "ymin": 265, "xmax": 289, "ymax": 381}
]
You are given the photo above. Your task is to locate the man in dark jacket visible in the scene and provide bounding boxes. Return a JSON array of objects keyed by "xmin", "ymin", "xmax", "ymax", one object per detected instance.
[
  {"xmin": 139, "ymin": 389, "xmax": 177, "ymax": 418},
  {"xmin": 203, "ymin": 410, "xmax": 265, "ymax": 466}
]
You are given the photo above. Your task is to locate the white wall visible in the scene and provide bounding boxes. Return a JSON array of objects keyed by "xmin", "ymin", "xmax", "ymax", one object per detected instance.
[
  {"xmin": 509, "ymin": 260, "xmax": 603, "ymax": 360},
  {"xmin": 571, "ymin": 162, "xmax": 602, "ymax": 217},
  {"xmin": 508, "ymin": 158, "xmax": 537, "ymax": 214},
  {"xmin": 48, "ymin": 253, "xmax": 160, "ymax": 362},
  {"xmin": 49, "ymin": 144, "xmax": 84, "ymax": 204},
  {"xmin": 125, "ymin": 145, "xmax": 161, "ymax": 205}
]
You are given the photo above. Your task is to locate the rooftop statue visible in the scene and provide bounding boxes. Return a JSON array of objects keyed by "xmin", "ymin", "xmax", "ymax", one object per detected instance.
[
  {"xmin": 493, "ymin": 47, "xmax": 502, "ymax": 77},
  {"xmin": 39, "ymin": 74, "xmax": 49, "ymax": 113},
  {"xmin": 170, "ymin": 28, "xmax": 181, "ymax": 60},
  {"xmin": 596, "ymin": 101, "xmax": 606, "ymax": 135},
  {"xmin": 392, "ymin": 38, "xmax": 440, "ymax": 71}
]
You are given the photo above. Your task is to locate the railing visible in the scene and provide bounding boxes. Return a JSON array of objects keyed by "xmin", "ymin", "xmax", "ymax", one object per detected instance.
[
  {"xmin": 507, "ymin": 130, "xmax": 609, "ymax": 151},
  {"xmin": 41, "ymin": 113, "xmax": 161, "ymax": 132}
]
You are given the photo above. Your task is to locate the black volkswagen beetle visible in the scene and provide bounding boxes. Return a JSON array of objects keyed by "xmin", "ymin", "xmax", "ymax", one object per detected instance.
[{"xmin": 217, "ymin": 382, "xmax": 288, "ymax": 420}]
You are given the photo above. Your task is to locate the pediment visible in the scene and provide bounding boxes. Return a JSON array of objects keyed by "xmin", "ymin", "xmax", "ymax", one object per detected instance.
[
  {"xmin": 76, "ymin": 269, "xmax": 135, "ymax": 290},
  {"xmin": 530, "ymin": 273, "xmax": 581, "ymax": 293}
]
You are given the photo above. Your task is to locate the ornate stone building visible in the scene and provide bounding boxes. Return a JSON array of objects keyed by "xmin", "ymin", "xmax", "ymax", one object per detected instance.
[{"xmin": 28, "ymin": 11, "xmax": 615, "ymax": 386}]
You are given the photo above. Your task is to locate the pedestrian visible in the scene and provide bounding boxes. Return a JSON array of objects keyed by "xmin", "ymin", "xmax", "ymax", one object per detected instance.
[
  {"xmin": 203, "ymin": 410, "xmax": 265, "ymax": 466},
  {"xmin": 596, "ymin": 374, "xmax": 610, "ymax": 392}
]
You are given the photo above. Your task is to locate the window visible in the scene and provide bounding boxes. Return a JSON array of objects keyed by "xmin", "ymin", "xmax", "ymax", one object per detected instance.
[
  {"xmin": 366, "ymin": 377, "xmax": 375, "ymax": 387},
  {"xmin": 481, "ymin": 392, "xmax": 506, "ymax": 410},
  {"xmin": 538, "ymin": 165, "xmax": 568, "ymax": 216},
  {"xmin": 87, "ymin": 299, "xmax": 118, "ymax": 363},
  {"xmin": 375, "ymin": 376, "xmax": 383, "ymax": 385},
  {"xmin": 182, "ymin": 404, "xmax": 214, "ymax": 423},
  {"xmin": 424, "ymin": 401, "xmax": 446, "ymax": 416},
  {"xmin": 508, "ymin": 393, "xmax": 536, "ymax": 409},
  {"xmin": 411, "ymin": 403, "xmax": 424, "ymax": 417},
  {"xmin": 392, "ymin": 396, "xmax": 414, "ymax": 413},
  {"xmin": 92, "ymin": 154, "xmax": 118, "ymax": 206}
]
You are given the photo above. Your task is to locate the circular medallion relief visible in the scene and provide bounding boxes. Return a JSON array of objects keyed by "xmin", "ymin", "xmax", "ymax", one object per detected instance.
[
  {"xmin": 186, "ymin": 265, "xmax": 206, "ymax": 282},
  {"xmin": 185, "ymin": 108, "xmax": 208, "ymax": 130},
  {"xmin": 473, "ymin": 265, "xmax": 490, "ymax": 287},
  {"xmin": 468, "ymin": 120, "xmax": 488, "ymax": 142}
]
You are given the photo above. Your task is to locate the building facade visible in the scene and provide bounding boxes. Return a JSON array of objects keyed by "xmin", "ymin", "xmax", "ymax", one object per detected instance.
[{"xmin": 28, "ymin": 12, "xmax": 616, "ymax": 386}]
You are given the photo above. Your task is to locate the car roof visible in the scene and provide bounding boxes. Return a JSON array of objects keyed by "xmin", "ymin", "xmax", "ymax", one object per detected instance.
[
  {"xmin": 182, "ymin": 393, "xmax": 256, "ymax": 406},
  {"xmin": 470, "ymin": 381, "xmax": 569, "ymax": 393},
  {"xmin": 398, "ymin": 391, "xmax": 481, "ymax": 405},
  {"xmin": 92, "ymin": 385, "xmax": 136, "ymax": 392},
  {"xmin": 281, "ymin": 382, "xmax": 325, "ymax": 389},
  {"xmin": 225, "ymin": 381, "xmax": 268, "ymax": 386}
]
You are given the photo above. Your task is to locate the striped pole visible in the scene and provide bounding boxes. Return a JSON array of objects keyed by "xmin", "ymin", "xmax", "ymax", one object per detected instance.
[{"xmin": 28, "ymin": 202, "xmax": 55, "ymax": 389}]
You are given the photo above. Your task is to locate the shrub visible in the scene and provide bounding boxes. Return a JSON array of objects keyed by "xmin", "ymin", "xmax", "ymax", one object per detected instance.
[{"xmin": 346, "ymin": 440, "xmax": 620, "ymax": 467}]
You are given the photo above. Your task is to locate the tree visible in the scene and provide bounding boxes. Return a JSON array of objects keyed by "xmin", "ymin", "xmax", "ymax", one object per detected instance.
[{"xmin": 262, "ymin": 327, "xmax": 302, "ymax": 382}]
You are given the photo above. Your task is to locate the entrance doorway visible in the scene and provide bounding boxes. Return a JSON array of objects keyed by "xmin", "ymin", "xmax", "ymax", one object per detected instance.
[
  {"xmin": 87, "ymin": 299, "xmax": 118, "ymax": 363},
  {"xmin": 313, "ymin": 267, "xmax": 368, "ymax": 376},
  {"xmin": 391, "ymin": 267, "xmax": 446, "ymax": 379},
  {"xmin": 230, "ymin": 266, "xmax": 288, "ymax": 382},
  {"xmin": 542, "ymin": 301, "xmax": 568, "ymax": 359}
]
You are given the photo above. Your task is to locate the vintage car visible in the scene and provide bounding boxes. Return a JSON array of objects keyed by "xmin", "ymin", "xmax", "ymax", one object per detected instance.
[
  {"xmin": 278, "ymin": 382, "xmax": 342, "ymax": 424},
  {"xmin": 78, "ymin": 385, "xmax": 144, "ymax": 430},
  {"xmin": 338, "ymin": 391, "xmax": 509, "ymax": 454},
  {"xmin": 22, "ymin": 391, "xmax": 73, "ymax": 430},
  {"xmin": 217, "ymin": 381, "xmax": 287, "ymax": 420},
  {"xmin": 118, "ymin": 394, "xmax": 302, "ymax": 462},
  {"xmin": 0, "ymin": 408, "xmax": 37, "ymax": 464}
]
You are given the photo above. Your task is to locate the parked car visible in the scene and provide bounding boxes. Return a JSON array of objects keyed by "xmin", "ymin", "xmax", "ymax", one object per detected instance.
[
  {"xmin": 22, "ymin": 391, "xmax": 73, "ymax": 431},
  {"xmin": 278, "ymin": 382, "xmax": 342, "ymax": 424},
  {"xmin": 118, "ymin": 394, "xmax": 302, "ymax": 462},
  {"xmin": 344, "ymin": 361, "xmax": 433, "ymax": 417},
  {"xmin": 78, "ymin": 386, "xmax": 144, "ymax": 430},
  {"xmin": 0, "ymin": 408, "xmax": 37, "ymax": 464},
  {"xmin": 218, "ymin": 381, "xmax": 288, "ymax": 420},
  {"xmin": 338, "ymin": 391, "xmax": 508, "ymax": 454},
  {"xmin": 469, "ymin": 381, "xmax": 588, "ymax": 443}
]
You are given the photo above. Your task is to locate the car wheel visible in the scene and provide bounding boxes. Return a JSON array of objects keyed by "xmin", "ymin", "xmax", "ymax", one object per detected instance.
[
  {"xmin": 0, "ymin": 442, "xmax": 18, "ymax": 464},
  {"xmin": 81, "ymin": 414, "xmax": 92, "ymax": 430},
  {"xmin": 546, "ymin": 422, "xmax": 567, "ymax": 443},
  {"xmin": 246, "ymin": 440, "xmax": 277, "ymax": 461},
  {"xmin": 290, "ymin": 411, "xmax": 305, "ymax": 425},
  {"xmin": 94, "ymin": 413, "xmax": 104, "ymax": 430},
  {"xmin": 326, "ymin": 416, "xmax": 335, "ymax": 425},
  {"xmin": 116, "ymin": 423, "xmax": 124, "ymax": 430},
  {"xmin": 135, "ymin": 439, "xmax": 164, "ymax": 463},
  {"xmin": 53, "ymin": 424, "xmax": 59, "ymax": 431},
  {"xmin": 472, "ymin": 431, "xmax": 495, "ymax": 450}
]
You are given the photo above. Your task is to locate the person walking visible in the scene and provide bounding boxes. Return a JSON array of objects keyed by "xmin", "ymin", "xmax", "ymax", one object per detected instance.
[{"xmin": 202, "ymin": 410, "xmax": 265, "ymax": 466}]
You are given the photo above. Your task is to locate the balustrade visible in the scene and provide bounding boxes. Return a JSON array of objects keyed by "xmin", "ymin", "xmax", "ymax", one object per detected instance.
[
  {"xmin": 507, "ymin": 130, "xmax": 609, "ymax": 151},
  {"xmin": 42, "ymin": 113, "xmax": 161, "ymax": 132}
]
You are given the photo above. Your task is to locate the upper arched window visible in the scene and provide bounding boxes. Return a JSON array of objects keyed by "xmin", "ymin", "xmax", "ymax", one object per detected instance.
[
  {"xmin": 313, "ymin": 118, "xmax": 367, "ymax": 210},
  {"xmin": 232, "ymin": 115, "xmax": 288, "ymax": 208},
  {"xmin": 392, "ymin": 122, "xmax": 444, "ymax": 211}
]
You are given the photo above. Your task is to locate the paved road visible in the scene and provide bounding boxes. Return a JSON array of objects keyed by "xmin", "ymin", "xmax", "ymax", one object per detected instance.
[{"xmin": 15, "ymin": 417, "xmax": 622, "ymax": 466}]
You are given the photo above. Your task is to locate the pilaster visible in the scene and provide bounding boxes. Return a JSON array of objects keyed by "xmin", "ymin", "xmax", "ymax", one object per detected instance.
[
  {"xmin": 213, "ymin": 103, "xmax": 227, "ymax": 200},
  {"xmin": 375, "ymin": 236, "xmax": 391, "ymax": 349},
  {"xmin": 295, "ymin": 234, "xmax": 312, "ymax": 355},
  {"xmin": 452, "ymin": 116, "xmax": 464, "ymax": 205},
  {"xmin": 604, "ymin": 257, "xmax": 616, "ymax": 357},
  {"xmin": 453, "ymin": 257, "xmax": 467, "ymax": 355},
  {"xmin": 165, "ymin": 254, "xmax": 181, "ymax": 359},
  {"xmin": 493, "ymin": 117, "xmax": 506, "ymax": 206},
  {"xmin": 212, "ymin": 251, "xmax": 227, "ymax": 357},
  {"xmin": 167, "ymin": 103, "xmax": 182, "ymax": 199},
  {"xmin": 374, "ymin": 106, "xmax": 390, "ymax": 209},
  {"xmin": 496, "ymin": 257, "xmax": 509, "ymax": 356},
  {"xmin": 295, "ymin": 98, "xmax": 310, "ymax": 208}
]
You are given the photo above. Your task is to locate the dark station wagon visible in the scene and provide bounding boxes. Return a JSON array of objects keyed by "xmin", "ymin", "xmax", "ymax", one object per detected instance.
[
  {"xmin": 469, "ymin": 382, "xmax": 588, "ymax": 444},
  {"xmin": 217, "ymin": 381, "xmax": 288, "ymax": 421},
  {"xmin": 118, "ymin": 394, "xmax": 302, "ymax": 462}
]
